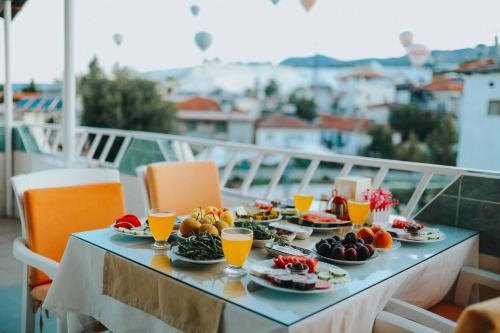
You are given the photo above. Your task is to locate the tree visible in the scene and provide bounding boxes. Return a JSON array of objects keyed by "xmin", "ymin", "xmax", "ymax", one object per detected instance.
[
  {"xmin": 79, "ymin": 57, "xmax": 177, "ymax": 133},
  {"xmin": 427, "ymin": 114, "xmax": 457, "ymax": 166},
  {"xmin": 289, "ymin": 93, "xmax": 317, "ymax": 121},
  {"xmin": 395, "ymin": 131, "xmax": 427, "ymax": 163},
  {"xmin": 389, "ymin": 104, "xmax": 439, "ymax": 142},
  {"xmin": 360, "ymin": 124, "xmax": 394, "ymax": 158},
  {"xmin": 264, "ymin": 79, "xmax": 279, "ymax": 97},
  {"xmin": 22, "ymin": 79, "xmax": 38, "ymax": 93}
]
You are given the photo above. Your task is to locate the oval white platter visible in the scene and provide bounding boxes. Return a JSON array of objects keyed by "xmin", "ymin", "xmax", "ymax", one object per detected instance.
[
  {"xmin": 395, "ymin": 232, "xmax": 446, "ymax": 243},
  {"xmin": 110, "ymin": 223, "xmax": 154, "ymax": 238},
  {"xmin": 312, "ymin": 249, "xmax": 380, "ymax": 265},
  {"xmin": 248, "ymin": 259, "xmax": 350, "ymax": 294},
  {"xmin": 169, "ymin": 246, "xmax": 226, "ymax": 265}
]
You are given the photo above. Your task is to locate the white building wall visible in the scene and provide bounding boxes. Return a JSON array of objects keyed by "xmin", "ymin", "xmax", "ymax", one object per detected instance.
[
  {"xmin": 228, "ymin": 121, "xmax": 254, "ymax": 143},
  {"xmin": 457, "ymin": 73, "xmax": 500, "ymax": 171},
  {"xmin": 256, "ymin": 128, "xmax": 321, "ymax": 151}
]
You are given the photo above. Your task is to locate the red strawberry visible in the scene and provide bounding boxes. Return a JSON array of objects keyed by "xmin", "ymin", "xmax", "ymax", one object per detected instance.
[
  {"xmin": 117, "ymin": 214, "xmax": 141, "ymax": 227},
  {"xmin": 115, "ymin": 221, "xmax": 134, "ymax": 230}
]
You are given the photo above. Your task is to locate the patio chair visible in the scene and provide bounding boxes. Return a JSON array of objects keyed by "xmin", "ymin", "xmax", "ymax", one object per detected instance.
[
  {"xmin": 136, "ymin": 160, "xmax": 222, "ymax": 216},
  {"xmin": 383, "ymin": 266, "xmax": 500, "ymax": 333},
  {"xmin": 11, "ymin": 168, "xmax": 125, "ymax": 333}
]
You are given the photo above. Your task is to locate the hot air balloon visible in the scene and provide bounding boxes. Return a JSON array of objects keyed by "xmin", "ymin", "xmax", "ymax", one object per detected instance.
[
  {"xmin": 407, "ymin": 43, "xmax": 431, "ymax": 67},
  {"xmin": 300, "ymin": 0, "xmax": 316, "ymax": 12},
  {"xmin": 190, "ymin": 5, "xmax": 200, "ymax": 16},
  {"xmin": 271, "ymin": 0, "xmax": 280, "ymax": 5},
  {"xmin": 194, "ymin": 31, "xmax": 212, "ymax": 52},
  {"xmin": 113, "ymin": 33, "xmax": 123, "ymax": 47},
  {"xmin": 399, "ymin": 31, "xmax": 413, "ymax": 48}
]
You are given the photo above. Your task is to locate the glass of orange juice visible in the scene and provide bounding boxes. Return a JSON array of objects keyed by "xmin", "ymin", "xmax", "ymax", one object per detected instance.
[
  {"xmin": 148, "ymin": 209, "xmax": 176, "ymax": 251},
  {"xmin": 347, "ymin": 200, "xmax": 370, "ymax": 230},
  {"xmin": 221, "ymin": 227, "xmax": 253, "ymax": 278},
  {"xmin": 294, "ymin": 193, "xmax": 314, "ymax": 213}
]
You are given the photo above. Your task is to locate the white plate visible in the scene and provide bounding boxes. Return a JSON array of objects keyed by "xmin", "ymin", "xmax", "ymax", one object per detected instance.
[
  {"xmin": 248, "ymin": 259, "xmax": 350, "ymax": 294},
  {"xmin": 265, "ymin": 243, "xmax": 313, "ymax": 257},
  {"xmin": 395, "ymin": 232, "xmax": 446, "ymax": 243},
  {"xmin": 312, "ymin": 249, "xmax": 380, "ymax": 265},
  {"xmin": 110, "ymin": 223, "xmax": 153, "ymax": 238},
  {"xmin": 376, "ymin": 240, "xmax": 401, "ymax": 252},
  {"xmin": 169, "ymin": 246, "xmax": 226, "ymax": 265},
  {"xmin": 269, "ymin": 222, "xmax": 313, "ymax": 240}
]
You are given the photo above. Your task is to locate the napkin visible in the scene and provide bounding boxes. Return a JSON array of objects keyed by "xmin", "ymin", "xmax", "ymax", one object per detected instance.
[
  {"xmin": 455, "ymin": 297, "xmax": 500, "ymax": 333},
  {"xmin": 102, "ymin": 252, "xmax": 225, "ymax": 333}
]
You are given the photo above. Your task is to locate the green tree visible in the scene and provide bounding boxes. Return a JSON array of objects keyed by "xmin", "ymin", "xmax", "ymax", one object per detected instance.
[
  {"xmin": 395, "ymin": 131, "xmax": 427, "ymax": 163},
  {"xmin": 427, "ymin": 114, "xmax": 457, "ymax": 166},
  {"xmin": 289, "ymin": 93, "xmax": 317, "ymax": 121},
  {"xmin": 264, "ymin": 79, "xmax": 279, "ymax": 97},
  {"xmin": 80, "ymin": 57, "xmax": 177, "ymax": 133},
  {"xmin": 22, "ymin": 79, "xmax": 38, "ymax": 93},
  {"xmin": 360, "ymin": 124, "xmax": 394, "ymax": 158},
  {"xmin": 389, "ymin": 104, "xmax": 439, "ymax": 141}
]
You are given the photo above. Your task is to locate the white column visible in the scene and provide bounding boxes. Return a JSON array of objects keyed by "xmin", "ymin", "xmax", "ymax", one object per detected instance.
[
  {"xmin": 63, "ymin": 0, "xmax": 76, "ymax": 164},
  {"xmin": 4, "ymin": 0, "xmax": 13, "ymax": 216}
]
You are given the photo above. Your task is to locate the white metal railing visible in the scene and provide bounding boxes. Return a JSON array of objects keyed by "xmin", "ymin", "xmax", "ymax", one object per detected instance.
[{"xmin": 14, "ymin": 123, "xmax": 500, "ymax": 217}]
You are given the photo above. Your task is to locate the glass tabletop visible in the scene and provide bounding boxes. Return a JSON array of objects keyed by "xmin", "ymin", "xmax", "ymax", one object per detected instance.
[{"xmin": 74, "ymin": 223, "xmax": 477, "ymax": 327}]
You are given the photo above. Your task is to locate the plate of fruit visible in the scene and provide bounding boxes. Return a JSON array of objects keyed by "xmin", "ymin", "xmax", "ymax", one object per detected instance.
[
  {"xmin": 313, "ymin": 232, "xmax": 379, "ymax": 265},
  {"xmin": 356, "ymin": 225, "xmax": 400, "ymax": 252},
  {"xmin": 234, "ymin": 205, "xmax": 282, "ymax": 224},
  {"xmin": 177, "ymin": 207, "xmax": 235, "ymax": 238},
  {"xmin": 170, "ymin": 232, "xmax": 226, "ymax": 264},
  {"xmin": 248, "ymin": 257, "xmax": 350, "ymax": 294},
  {"xmin": 389, "ymin": 219, "xmax": 446, "ymax": 243},
  {"xmin": 111, "ymin": 214, "xmax": 154, "ymax": 237},
  {"xmin": 289, "ymin": 211, "xmax": 350, "ymax": 230}
]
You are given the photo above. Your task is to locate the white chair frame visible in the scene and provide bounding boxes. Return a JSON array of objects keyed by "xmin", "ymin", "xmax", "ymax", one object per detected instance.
[
  {"xmin": 383, "ymin": 266, "xmax": 500, "ymax": 333},
  {"xmin": 11, "ymin": 168, "xmax": 120, "ymax": 333}
]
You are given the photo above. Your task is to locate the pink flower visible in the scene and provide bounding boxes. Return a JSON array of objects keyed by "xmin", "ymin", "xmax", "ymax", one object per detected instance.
[{"xmin": 362, "ymin": 188, "xmax": 399, "ymax": 211}]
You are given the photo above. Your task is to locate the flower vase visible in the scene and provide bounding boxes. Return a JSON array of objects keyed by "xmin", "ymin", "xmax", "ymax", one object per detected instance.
[
  {"xmin": 369, "ymin": 208, "xmax": 390, "ymax": 226},
  {"xmin": 371, "ymin": 207, "xmax": 389, "ymax": 225}
]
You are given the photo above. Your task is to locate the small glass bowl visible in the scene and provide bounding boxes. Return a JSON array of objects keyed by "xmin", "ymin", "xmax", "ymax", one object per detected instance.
[{"xmin": 285, "ymin": 262, "xmax": 308, "ymax": 275}]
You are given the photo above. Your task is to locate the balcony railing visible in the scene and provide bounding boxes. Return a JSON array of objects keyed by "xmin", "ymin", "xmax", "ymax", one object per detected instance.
[{"xmin": 14, "ymin": 122, "xmax": 500, "ymax": 218}]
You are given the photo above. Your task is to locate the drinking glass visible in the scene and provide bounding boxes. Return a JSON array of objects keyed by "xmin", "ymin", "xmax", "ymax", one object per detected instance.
[
  {"xmin": 221, "ymin": 227, "xmax": 253, "ymax": 278},
  {"xmin": 347, "ymin": 200, "xmax": 370, "ymax": 230},
  {"xmin": 148, "ymin": 209, "xmax": 176, "ymax": 251},
  {"xmin": 294, "ymin": 193, "xmax": 314, "ymax": 213}
]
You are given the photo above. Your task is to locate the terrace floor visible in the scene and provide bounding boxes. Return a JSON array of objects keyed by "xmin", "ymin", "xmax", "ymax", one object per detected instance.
[{"xmin": 0, "ymin": 217, "xmax": 56, "ymax": 333}]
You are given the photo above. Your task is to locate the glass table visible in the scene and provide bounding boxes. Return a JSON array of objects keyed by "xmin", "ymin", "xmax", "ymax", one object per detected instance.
[{"xmin": 73, "ymin": 223, "xmax": 478, "ymax": 328}]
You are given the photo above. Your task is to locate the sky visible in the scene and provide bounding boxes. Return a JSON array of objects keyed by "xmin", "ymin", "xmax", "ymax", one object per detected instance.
[{"xmin": 1, "ymin": 0, "xmax": 499, "ymax": 82}]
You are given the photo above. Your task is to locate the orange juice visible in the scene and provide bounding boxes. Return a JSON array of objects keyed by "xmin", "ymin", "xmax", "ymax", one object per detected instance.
[
  {"xmin": 347, "ymin": 200, "xmax": 370, "ymax": 227},
  {"xmin": 221, "ymin": 233, "xmax": 253, "ymax": 267},
  {"xmin": 294, "ymin": 194, "xmax": 314, "ymax": 212},
  {"xmin": 149, "ymin": 210, "xmax": 176, "ymax": 241}
]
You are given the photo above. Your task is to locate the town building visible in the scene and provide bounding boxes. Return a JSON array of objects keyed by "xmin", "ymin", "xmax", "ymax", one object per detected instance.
[
  {"xmin": 456, "ymin": 64, "xmax": 500, "ymax": 171},
  {"xmin": 175, "ymin": 96, "xmax": 259, "ymax": 143},
  {"xmin": 255, "ymin": 112, "xmax": 371, "ymax": 156}
]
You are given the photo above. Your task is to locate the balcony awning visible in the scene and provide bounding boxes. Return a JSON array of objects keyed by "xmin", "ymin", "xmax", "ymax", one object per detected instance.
[{"xmin": 16, "ymin": 97, "xmax": 63, "ymax": 112}]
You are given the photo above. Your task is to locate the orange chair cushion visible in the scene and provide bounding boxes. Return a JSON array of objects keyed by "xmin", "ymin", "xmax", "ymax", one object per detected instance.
[
  {"xmin": 456, "ymin": 297, "xmax": 500, "ymax": 333},
  {"xmin": 428, "ymin": 302, "xmax": 465, "ymax": 322},
  {"xmin": 146, "ymin": 161, "xmax": 222, "ymax": 215},
  {"xmin": 30, "ymin": 282, "xmax": 51, "ymax": 302},
  {"xmin": 24, "ymin": 183, "xmax": 126, "ymax": 287}
]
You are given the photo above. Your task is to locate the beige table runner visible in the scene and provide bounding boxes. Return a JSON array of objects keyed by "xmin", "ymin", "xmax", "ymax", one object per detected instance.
[{"xmin": 102, "ymin": 252, "xmax": 225, "ymax": 333}]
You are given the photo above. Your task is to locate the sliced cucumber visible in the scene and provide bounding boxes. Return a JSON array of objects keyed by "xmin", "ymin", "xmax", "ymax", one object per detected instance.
[
  {"xmin": 317, "ymin": 271, "xmax": 332, "ymax": 281},
  {"xmin": 329, "ymin": 267, "xmax": 347, "ymax": 277}
]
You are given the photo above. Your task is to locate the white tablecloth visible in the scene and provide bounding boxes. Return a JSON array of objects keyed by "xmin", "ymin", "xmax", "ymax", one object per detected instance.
[{"xmin": 44, "ymin": 235, "xmax": 478, "ymax": 333}]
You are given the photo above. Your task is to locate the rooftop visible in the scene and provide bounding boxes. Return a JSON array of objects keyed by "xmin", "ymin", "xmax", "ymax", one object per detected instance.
[{"xmin": 176, "ymin": 96, "xmax": 222, "ymax": 111}]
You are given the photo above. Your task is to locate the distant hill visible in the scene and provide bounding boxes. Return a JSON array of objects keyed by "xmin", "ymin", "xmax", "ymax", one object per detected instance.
[{"xmin": 280, "ymin": 45, "xmax": 496, "ymax": 68}]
